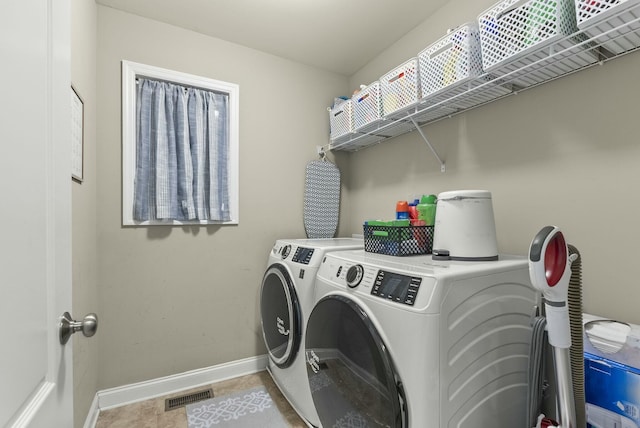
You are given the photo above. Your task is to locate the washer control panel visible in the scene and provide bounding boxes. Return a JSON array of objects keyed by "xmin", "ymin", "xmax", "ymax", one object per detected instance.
[{"xmin": 371, "ymin": 270, "xmax": 421, "ymax": 306}]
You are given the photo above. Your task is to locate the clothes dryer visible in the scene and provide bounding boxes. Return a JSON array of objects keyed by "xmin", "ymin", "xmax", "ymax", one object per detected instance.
[
  {"xmin": 260, "ymin": 238, "xmax": 363, "ymax": 427},
  {"xmin": 305, "ymin": 250, "xmax": 539, "ymax": 428}
]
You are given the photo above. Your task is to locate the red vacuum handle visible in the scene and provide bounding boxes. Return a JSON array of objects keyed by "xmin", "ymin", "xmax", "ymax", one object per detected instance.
[{"xmin": 544, "ymin": 231, "xmax": 567, "ymax": 287}]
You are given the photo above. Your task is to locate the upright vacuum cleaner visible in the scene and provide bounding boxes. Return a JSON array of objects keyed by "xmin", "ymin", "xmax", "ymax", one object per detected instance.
[{"xmin": 528, "ymin": 226, "xmax": 584, "ymax": 428}]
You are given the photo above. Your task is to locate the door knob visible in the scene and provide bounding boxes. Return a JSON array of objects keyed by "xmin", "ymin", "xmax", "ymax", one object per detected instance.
[{"xmin": 59, "ymin": 312, "xmax": 98, "ymax": 345}]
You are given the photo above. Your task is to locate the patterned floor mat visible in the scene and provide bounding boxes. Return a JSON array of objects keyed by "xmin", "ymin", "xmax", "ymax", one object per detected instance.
[{"xmin": 186, "ymin": 386, "xmax": 288, "ymax": 428}]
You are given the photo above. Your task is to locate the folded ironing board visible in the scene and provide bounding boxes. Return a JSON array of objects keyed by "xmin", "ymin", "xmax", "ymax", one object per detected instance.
[{"xmin": 303, "ymin": 158, "xmax": 341, "ymax": 239}]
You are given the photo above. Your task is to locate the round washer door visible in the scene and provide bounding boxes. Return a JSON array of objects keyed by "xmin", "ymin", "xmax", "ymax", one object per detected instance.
[
  {"xmin": 260, "ymin": 263, "xmax": 301, "ymax": 368},
  {"xmin": 305, "ymin": 295, "xmax": 406, "ymax": 427}
]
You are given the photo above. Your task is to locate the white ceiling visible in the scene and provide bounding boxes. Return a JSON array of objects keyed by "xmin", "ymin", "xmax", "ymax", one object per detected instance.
[{"xmin": 95, "ymin": 0, "xmax": 450, "ymax": 76}]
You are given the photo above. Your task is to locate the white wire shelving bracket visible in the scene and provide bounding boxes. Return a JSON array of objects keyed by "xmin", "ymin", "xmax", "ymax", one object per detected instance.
[
  {"xmin": 325, "ymin": 4, "xmax": 640, "ymax": 173},
  {"xmin": 409, "ymin": 116, "xmax": 446, "ymax": 172}
]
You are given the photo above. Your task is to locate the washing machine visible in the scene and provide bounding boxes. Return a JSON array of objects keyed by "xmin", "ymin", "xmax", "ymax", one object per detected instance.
[
  {"xmin": 260, "ymin": 238, "xmax": 363, "ymax": 427},
  {"xmin": 305, "ymin": 250, "xmax": 539, "ymax": 428}
]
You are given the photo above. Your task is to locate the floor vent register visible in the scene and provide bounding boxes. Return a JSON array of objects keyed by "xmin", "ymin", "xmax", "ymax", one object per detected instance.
[{"xmin": 165, "ymin": 388, "xmax": 214, "ymax": 411}]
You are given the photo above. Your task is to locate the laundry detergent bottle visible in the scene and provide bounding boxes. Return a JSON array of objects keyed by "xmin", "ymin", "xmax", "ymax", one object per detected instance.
[
  {"xmin": 417, "ymin": 194, "xmax": 437, "ymax": 226},
  {"xmin": 408, "ymin": 199, "xmax": 420, "ymax": 220},
  {"xmin": 396, "ymin": 201, "xmax": 410, "ymax": 220}
]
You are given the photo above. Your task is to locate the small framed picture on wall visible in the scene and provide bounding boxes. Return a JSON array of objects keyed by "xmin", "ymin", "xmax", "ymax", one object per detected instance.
[{"xmin": 71, "ymin": 85, "xmax": 84, "ymax": 183}]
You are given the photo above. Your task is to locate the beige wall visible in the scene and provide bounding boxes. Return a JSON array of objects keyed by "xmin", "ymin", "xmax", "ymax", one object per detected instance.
[
  {"xmin": 96, "ymin": 5, "xmax": 348, "ymax": 389},
  {"xmin": 344, "ymin": 0, "xmax": 640, "ymax": 324},
  {"xmin": 71, "ymin": 0, "xmax": 99, "ymax": 426}
]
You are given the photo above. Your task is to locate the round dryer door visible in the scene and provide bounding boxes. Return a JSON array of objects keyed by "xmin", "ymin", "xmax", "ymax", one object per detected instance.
[
  {"xmin": 305, "ymin": 295, "xmax": 406, "ymax": 428},
  {"xmin": 260, "ymin": 263, "xmax": 301, "ymax": 368}
]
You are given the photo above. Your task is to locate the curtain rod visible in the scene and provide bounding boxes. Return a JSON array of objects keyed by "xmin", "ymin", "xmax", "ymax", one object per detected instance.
[{"xmin": 135, "ymin": 76, "xmax": 227, "ymax": 96}]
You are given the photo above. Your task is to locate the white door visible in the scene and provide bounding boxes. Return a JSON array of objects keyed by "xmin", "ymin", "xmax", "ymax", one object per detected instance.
[{"xmin": 0, "ymin": 0, "xmax": 73, "ymax": 427}]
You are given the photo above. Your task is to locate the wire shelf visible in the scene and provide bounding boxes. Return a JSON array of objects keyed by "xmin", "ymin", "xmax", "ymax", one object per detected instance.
[{"xmin": 329, "ymin": 3, "xmax": 640, "ymax": 153}]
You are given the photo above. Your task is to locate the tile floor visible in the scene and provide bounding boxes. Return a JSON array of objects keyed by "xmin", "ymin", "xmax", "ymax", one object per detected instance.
[{"xmin": 95, "ymin": 370, "xmax": 307, "ymax": 427}]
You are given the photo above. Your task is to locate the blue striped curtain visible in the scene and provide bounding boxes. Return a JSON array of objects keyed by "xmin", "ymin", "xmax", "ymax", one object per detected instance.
[{"xmin": 133, "ymin": 78, "xmax": 230, "ymax": 222}]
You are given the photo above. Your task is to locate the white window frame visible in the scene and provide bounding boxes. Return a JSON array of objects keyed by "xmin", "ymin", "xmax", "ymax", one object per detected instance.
[{"xmin": 121, "ymin": 60, "xmax": 239, "ymax": 226}]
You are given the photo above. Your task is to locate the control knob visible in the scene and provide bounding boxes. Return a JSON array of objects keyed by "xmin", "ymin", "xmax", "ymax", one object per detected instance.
[
  {"xmin": 281, "ymin": 245, "xmax": 291, "ymax": 259},
  {"xmin": 346, "ymin": 264, "xmax": 364, "ymax": 288}
]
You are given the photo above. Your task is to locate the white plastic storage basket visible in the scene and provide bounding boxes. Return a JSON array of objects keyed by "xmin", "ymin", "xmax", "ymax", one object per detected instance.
[
  {"xmin": 329, "ymin": 99, "xmax": 353, "ymax": 142},
  {"xmin": 380, "ymin": 58, "xmax": 420, "ymax": 117},
  {"xmin": 478, "ymin": 0, "xmax": 597, "ymax": 83},
  {"xmin": 419, "ymin": 24, "xmax": 485, "ymax": 99},
  {"xmin": 352, "ymin": 82, "xmax": 383, "ymax": 132},
  {"xmin": 575, "ymin": 0, "xmax": 640, "ymax": 54},
  {"xmin": 478, "ymin": 0, "xmax": 577, "ymax": 71},
  {"xmin": 416, "ymin": 23, "xmax": 513, "ymax": 115}
]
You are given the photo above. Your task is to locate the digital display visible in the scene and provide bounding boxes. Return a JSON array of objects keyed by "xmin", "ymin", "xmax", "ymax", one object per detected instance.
[
  {"xmin": 372, "ymin": 270, "xmax": 421, "ymax": 306},
  {"xmin": 380, "ymin": 275, "xmax": 408, "ymax": 296},
  {"xmin": 378, "ymin": 272, "xmax": 411, "ymax": 300},
  {"xmin": 292, "ymin": 247, "xmax": 314, "ymax": 264}
]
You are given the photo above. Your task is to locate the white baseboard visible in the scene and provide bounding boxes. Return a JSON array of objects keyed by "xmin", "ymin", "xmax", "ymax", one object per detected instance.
[
  {"xmin": 82, "ymin": 394, "xmax": 99, "ymax": 428},
  {"xmin": 83, "ymin": 354, "xmax": 268, "ymax": 427}
]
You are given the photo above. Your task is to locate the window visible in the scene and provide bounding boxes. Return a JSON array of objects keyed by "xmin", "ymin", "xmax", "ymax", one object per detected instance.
[{"xmin": 122, "ymin": 60, "xmax": 239, "ymax": 226}]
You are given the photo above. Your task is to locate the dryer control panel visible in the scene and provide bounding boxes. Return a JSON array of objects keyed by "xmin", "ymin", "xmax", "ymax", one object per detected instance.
[
  {"xmin": 318, "ymin": 251, "xmax": 441, "ymax": 311},
  {"xmin": 371, "ymin": 270, "xmax": 421, "ymax": 306}
]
